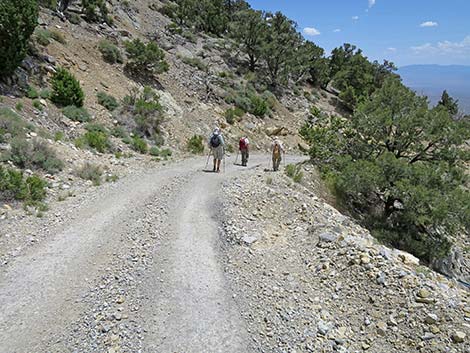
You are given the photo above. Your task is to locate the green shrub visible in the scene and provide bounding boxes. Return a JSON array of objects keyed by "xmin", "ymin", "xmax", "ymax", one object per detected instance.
[
  {"xmin": 159, "ymin": 3, "xmax": 177, "ymax": 18},
  {"xmin": 123, "ymin": 86, "xmax": 165, "ymax": 139},
  {"xmin": 165, "ymin": 22, "xmax": 183, "ymax": 35},
  {"xmin": 160, "ymin": 148, "xmax": 172, "ymax": 157},
  {"xmin": 225, "ymin": 110, "xmax": 235, "ymax": 125},
  {"xmin": 187, "ymin": 135, "xmax": 204, "ymax": 154},
  {"xmin": 0, "ymin": 165, "xmax": 47, "ymax": 202},
  {"xmin": 0, "ymin": 0, "xmax": 38, "ymax": 77},
  {"xmin": 124, "ymin": 39, "xmax": 169, "ymax": 74},
  {"xmin": 0, "ymin": 108, "xmax": 34, "ymax": 142},
  {"xmin": 51, "ymin": 68, "xmax": 85, "ymax": 107},
  {"xmin": 111, "ymin": 125, "xmax": 128, "ymax": 138},
  {"xmin": 122, "ymin": 136, "xmax": 132, "ymax": 145},
  {"xmin": 310, "ymin": 105, "xmax": 321, "ymax": 118},
  {"xmin": 24, "ymin": 175, "xmax": 48, "ymax": 202},
  {"xmin": 131, "ymin": 136, "xmax": 148, "ymax": 154},
  {"xmin": 224, "ymin": 107, "xmax": 244, "ymax": 125},
  {"xmin": 225, "ymin": 86, "xmax": 272, "ymax": 118},
  {"xmin": 39, "ymin": 89, "xmax": 51, "ymax": 99},
  {"xmin": 69, "ymin": 13, "xmax": 81, "ymax": 25},
  {"xmin": 50, "ymin": 29, "xmax": 67, "ymax": 44},
  {"xmin": 75, "ymin": 124, "xmax": 112, "ymax": 153},
  {"xmin": 250, "ymin": 95, "xmax": 268, "ymax": 117},
  {"xmin": 62, "ymin": 105, "xmax": 91, "ymax": 122},
  {"xmin": 81, "ymin": 131, "xmax": 111, "ymax": 153},
  {"xmin": 85, "ymin": 123, "xmax": 108, "ymax": 134},
  {"xmin": 181, "ymin": 56, "xmax": 208, "ymax": 72},
  {"xmin": 149, "ymin": 146, "xmax": 172, "ymax": 157},
  {"xmin": 81, "ymin": 0, "xmax": 111, "ymax": 24},
  {"xmin": 32, "ymin": 99, "xmax": 43, "ymax": 111},
  {"xmin": 16, "ymin": 102, "xmax": 24, "ymax": 112},
  {"xmin": 149, "ymin": 146, "xmax": 160, "ymax": 156},
  {"xmin": 34, "ymin": 28, "xmax": 67, "ymax": 46},
  {"xmin": 98, "ymin": 40, "xmax": 123, "ymax": 64},
  {"xmin": 96, "ymin": 91, "xmax": 118, "ymax": 111},
  {"xmin": 54, "ymin": 131, "xmax": 65, "ymax": 141},
  {"xmin": 262, "ymin": 90, "xmax": 278, "ymax": 108},
  {"xmin": 182, "ymin": 31, "xmax": 197, "ymax": 43},
  {"xmin": 35, "ymin": 28, "xmax": 52, "ymax": 46},
  {"xmin": 7, "ymin": 137, "xmax": 64, "ymax": 173},
  {"xmin": 285, "ymin": 164, "xmax": 303, "ymax": 183},
  {"xmin": 27, "ymin": 86, "xmax": 39, "ymax": 99},
  {"xmin": 76, "ymin": 162, "xmax": 102, "ymax": 185}
]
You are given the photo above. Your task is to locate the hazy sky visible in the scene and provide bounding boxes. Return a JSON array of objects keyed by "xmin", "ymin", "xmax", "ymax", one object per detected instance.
[{"xmin": 247, "ymin": 0, "xmax": 470, "ymax": 67}]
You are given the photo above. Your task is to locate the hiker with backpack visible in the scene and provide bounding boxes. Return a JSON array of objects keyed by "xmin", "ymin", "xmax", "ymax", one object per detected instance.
[
  {"xmin": 271, "ymin": 138, "xmax": 285, "ymax": 171},
  {"xmin": 239, "ymin": 136, "xmax": 250, "ymax": 167},
  {"xmin": 208, "ymin": 127, "xmax": 225, "ymax": 173}
]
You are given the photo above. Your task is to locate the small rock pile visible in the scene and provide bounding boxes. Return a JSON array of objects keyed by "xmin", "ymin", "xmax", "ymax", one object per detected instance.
[{"xmin": 221, "ymin": 167, "xmax": 470, "ymax": 352}]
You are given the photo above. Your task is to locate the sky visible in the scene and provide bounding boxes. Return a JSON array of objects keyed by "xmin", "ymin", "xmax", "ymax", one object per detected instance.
[{"xmin": 247, "ymin": 0, "xmax": 470, "ymax": 67}]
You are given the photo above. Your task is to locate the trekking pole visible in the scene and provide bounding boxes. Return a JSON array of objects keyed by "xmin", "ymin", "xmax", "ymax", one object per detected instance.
[
  {"xmin": 224, "ymin": 149, "xmax": 226, "ymax": 173},
  {"xmin": 234, "ymin": 150, "xmax": 239, "ymax": 165},
  {"xmin": 204, "ymin": 149, "xmax": 212, "ymax": 170}
]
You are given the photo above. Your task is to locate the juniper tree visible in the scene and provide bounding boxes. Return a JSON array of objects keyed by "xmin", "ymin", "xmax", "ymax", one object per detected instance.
[
  {"xmin": 301, "ymin": 77, "xmax": 470, "ymax": 261},
  {"xmin": 0, "ymin": 0, "xmax": 38, "ymax": 77}
]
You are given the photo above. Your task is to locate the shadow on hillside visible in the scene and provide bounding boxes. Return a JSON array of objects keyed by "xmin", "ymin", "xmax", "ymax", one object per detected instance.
[{"xmin": 123, "ymin": 67, "xmax": 164, "ymax": 90}]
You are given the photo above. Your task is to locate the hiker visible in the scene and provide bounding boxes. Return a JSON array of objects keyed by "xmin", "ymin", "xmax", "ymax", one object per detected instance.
[
  {"xmin": 239, "ymin": 136, "xmax": 250, "ymax": 167},
  {"xmin": 271, "ymin": 138, "xmax": 285, "ymax": 171},
  {"xmin": 208, "ymin": 127, "xmax": 225, "ymax": 172}
]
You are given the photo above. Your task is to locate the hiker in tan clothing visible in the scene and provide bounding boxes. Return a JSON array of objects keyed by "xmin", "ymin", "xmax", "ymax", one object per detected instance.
[{"xmin": 271, "ymin": 138, "xmax": 285, "ymax": 171}]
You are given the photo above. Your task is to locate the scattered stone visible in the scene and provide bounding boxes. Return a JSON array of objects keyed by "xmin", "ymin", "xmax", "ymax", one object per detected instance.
[
  {"xmin": 241, "ymin": 235, "xmax": 258, "ymax": 245},
  {"xmin": 376, "ymin": 322, "xmax": 388, "ymax": 336},
  {"xmin": 424, "ymin": 313, "xmax": 439, "ymax": 325},
  {"xmin": 318, "ymin": 232, "xmax": 338, "ymax": 243},
  {"xmin": 376, "ymin": 272, "xmax": 386, "ymax": 286},
  {"xmin": 451, "ymin": 331, "xmax": 466, "ymax": 343},
  {"xmin": 417, "ymin": 288, "xmax": 431, "ymax": 298},
  {"xmin": 422, "ymin": 332, "xmax": 435, "ymax": 341}
]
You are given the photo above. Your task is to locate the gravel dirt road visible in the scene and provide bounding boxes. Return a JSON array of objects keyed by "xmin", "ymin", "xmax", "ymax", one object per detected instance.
[{"xmin": 0, "ymin": 155, "xmax": 280, "ymax": 353}]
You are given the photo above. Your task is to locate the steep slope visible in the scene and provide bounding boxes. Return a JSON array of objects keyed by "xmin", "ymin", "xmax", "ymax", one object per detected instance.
[{"xmin": 222, "ymin": 166, "xmax": 470, "ymax": 353}]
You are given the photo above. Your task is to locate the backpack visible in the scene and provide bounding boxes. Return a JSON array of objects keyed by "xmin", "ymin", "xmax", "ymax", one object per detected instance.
[
  {"xmin": 239, "ymin": 137, "xmax": 248, "ymax": 150},
  {"xmin": 210, "ymin": 134, "xmax": 221, "ymax": 148}
]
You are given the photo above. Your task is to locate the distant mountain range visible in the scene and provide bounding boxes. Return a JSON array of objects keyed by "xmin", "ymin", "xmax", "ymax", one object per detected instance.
[{"xmin": 398, "ymin": 65, "xmax": 470, "ymax": 114}]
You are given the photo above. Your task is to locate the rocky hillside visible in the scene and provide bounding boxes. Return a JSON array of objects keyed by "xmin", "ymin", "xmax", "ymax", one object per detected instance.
[
  {"xmin": 222, "ymin": 166, "xmax": 470, "ymax": 352},
  {"xmin": 0, "ymin": 0, "xmax": 343, "ymax": 216},
  {"xmin": 2, "ymin": 0, "xmax": 341, "ymax": 153}
]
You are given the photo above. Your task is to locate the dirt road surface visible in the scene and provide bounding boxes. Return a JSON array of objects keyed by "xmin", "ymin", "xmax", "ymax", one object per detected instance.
[{"xmin": 0, "ymin": 155, "xmax": 292, "ymax": 353}]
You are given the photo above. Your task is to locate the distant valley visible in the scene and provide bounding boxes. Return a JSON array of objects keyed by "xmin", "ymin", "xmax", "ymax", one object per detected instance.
[{"xmin": 398, "ymin": 65, "xmax": 470, "ymax": 114}]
